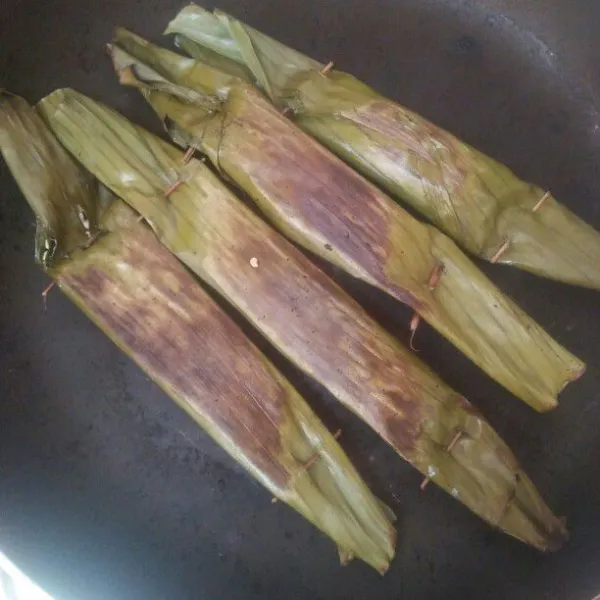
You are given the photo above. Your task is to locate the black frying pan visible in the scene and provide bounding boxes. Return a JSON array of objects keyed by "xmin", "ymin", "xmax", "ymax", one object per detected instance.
[{"xmin": 1, "ymin": 1, "xmax": 599, "ymax": 598}]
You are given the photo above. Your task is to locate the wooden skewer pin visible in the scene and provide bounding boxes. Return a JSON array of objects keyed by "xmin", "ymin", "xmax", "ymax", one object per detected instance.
[
  {"xmin": 163, "ymin": 179, "xmax": 183, "ymax": 198},
  {"xmin": 420, "ymin": 430, "xmax": 463, "ymax": 491},
  {"xmin": 490, "ymin": 191, "xmax": 550, "ymax": 263},
  {"xmin": 41, "ymin": 281, "xmax": 56, "ymax": 312},
  {"xmin": 320, "ymin": 61, "xmax": 334, "ymax": 75},
  {"xmin": 532, "ymin": 190, "xmax": 550, "ymax": 213},
  {"xmin": 409, "ymin": 313, "xmax": 421, "ymax": 351},
  {"xmin": 272, "ymin": 428, "xmax": 343, "ymax": 503},
  {"xmin": 304, "ymin": 429, "xmax": 342, "ymax": 471},
  {"xmin": 494, "ymin": 480, "xmax": 519, "ymax": 527},
  {"xmin": 183, "ymin": 146, "xmax": 195, "ymax": 164},
  {"xmin": 490, "ymin": 239, "xmax": 510, "ymax": 264}
]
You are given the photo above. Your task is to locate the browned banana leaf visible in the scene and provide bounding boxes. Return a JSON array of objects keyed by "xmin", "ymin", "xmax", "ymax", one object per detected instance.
[
  {"xmin": 166, "ymin": 5, "xmax": 600, "ymax": 290},
  {"xmin": 107, "ymin": 30, "xmax": 584, "ymax": 413},
  {"xmin": 39, "ymin": 88, "xmax": 569, "ymax": 551},
  {"xmin": 0, "ymin": 91, "xmax": 398, "ymax": 572}
]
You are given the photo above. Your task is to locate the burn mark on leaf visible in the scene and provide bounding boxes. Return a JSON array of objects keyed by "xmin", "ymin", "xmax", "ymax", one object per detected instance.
[
  {"xmin": 59, "ymin": 225, "xmax": 291, "ymax": 488},
  {"xmin": 203, "ymin": 203, "xmax": 429, "ymax": 458},
  {"xmin": 219, "ymin": 87, "xmax": 420, "ymax": 307}
]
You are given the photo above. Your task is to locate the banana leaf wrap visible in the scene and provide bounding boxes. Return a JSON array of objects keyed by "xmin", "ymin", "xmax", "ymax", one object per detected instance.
[
  {"xmin": 39, "ymin": 88, "xmax": 570, "ymax": 551},
  {"xmin": 0, "ymin": 91, "xmax": 398, "ymax": 573},
  {"xmin": 165, "ymin": 5, "xmax": 600, "ymax": 290},
  {"xmin": 107, "ymin": 29, "xmax": 584, "ymax": 413}
]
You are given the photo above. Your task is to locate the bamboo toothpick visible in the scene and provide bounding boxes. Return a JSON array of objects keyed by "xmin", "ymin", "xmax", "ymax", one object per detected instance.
[
  {"xmin": 303, "ymin": 429, "xmax": 342, "ymax": 470},
  {"xmin": 409, "ymin": 313, "xmax": 420, "ymax": 351},
  {"xmin": 428, "ymin": 263, "xmax": 444, "ymax": 290},
  {"xmin": 421, "ymin": 430, "xmax": 463, "ymax": 490},
  {"xmin": 490, "ymin": 239, "xmax": 510, "ymax": 263},
  {"xmin": 489, "ymin": 191, "xmax": 549, "ymax": 263},
  {"xmin": 445, "ymin": 430, "xmax": 463, "ymax": 453},
  {"xmin": 494, "ymin": 481, "xmax": 518, "ymax": 527},
  {"xmin": 163, "ymin": 179, "xmax": 183, "ymax": 198},
  {"xmin": 41, "ymin": 280, "xmax": 56, "ymax": 311},
  {"xmin": 320, "ymin": 61, "xmax": 334, "ymax": 75},
  {"xmin": 183, "ymin": 146, "xmax": 195, "ymax": 164},
  {"xmin": 532, "ymin": 191, "xmax": 550, "ymax": 213},
  {"xmin": 419, "ymin": 475, "xmax": 431, "ymax": 491}
]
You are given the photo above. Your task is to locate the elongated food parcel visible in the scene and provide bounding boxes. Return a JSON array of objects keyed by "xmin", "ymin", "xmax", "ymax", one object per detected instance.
[{"xmin": 167, "ymin": 4, "xmax": 600, "ymax": 290}]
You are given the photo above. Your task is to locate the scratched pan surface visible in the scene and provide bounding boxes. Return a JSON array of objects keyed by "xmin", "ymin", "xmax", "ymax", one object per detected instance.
[{"xmin": 1, "ymin": 0, "xmax": 599, "ymax": 598}]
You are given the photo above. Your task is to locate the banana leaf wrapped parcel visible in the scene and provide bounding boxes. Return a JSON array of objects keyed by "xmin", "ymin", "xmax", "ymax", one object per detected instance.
[
  {"xmin": 39, "ymin": 87, "xmax": 570, "ymax": 551},
  {"xmin": 166, "ymin": 5, "xmax": 600, "ymax": 290},
  {"xmin": 106, "ymin": 29, "xmax": 584, "ymax": 413},
  {"xmin": 0, "ymin": 91, "xmax": 398, "ymax": 573}
]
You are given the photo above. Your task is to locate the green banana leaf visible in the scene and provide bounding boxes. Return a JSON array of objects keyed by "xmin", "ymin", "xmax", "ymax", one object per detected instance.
[
  {"xmin": 165, "ymin": 5, "xmax": 600, "ymax": 290},
  {"xmin": 0, "ymin": 91, "xmax": 398, "ymax": 573},
  {"xmin": 39, "ymin": 88, "xmax": 570, "ymax": 551},
  {"xmin": 108, "ymin": 29, "xmax": 584, "ymax": 414}
]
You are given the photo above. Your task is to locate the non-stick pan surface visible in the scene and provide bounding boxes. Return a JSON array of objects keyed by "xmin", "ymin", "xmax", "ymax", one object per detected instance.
[{"xmin": 1, "ymin": 1, "xmax": 599, "ymax": 599}]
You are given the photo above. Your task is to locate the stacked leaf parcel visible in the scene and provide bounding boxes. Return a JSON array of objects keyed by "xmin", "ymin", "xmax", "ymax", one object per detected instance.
[
  {"xmin": 38, "ymin": 87, "xmax": 569, "ymax": 552},
  {"xmin": 166, "ymin": 5, "xmax": 600, "ymax": 290},
  {"xmin": 106, "ymin": 28, "xmax": 584, "ymax": 415},
  {"xmin": 0, "ymin": 92, "xmax": 397, "ymax": 573}
]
